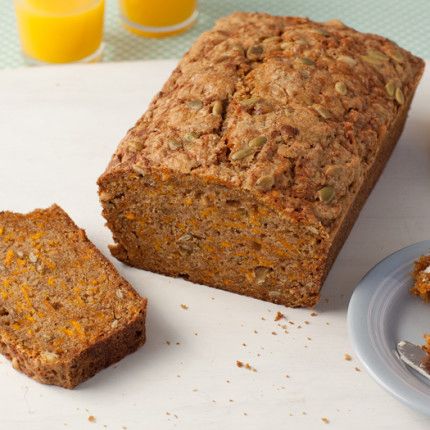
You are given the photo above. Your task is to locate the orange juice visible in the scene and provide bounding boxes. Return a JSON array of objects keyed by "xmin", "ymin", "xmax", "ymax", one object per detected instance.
[
  {"xmin": 14, "ymin": 0, "xmax": 104, "ymax": 64},
  {"xmin": 119, "ymin": 0, "xmax": 197, "ymax": 37}
]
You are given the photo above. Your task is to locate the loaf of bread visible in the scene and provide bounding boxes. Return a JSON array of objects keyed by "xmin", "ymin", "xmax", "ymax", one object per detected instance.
[
  {"xmin": 98, "ymin": 12, "xmax": 424, "ymax": 307},
  {"xmin": 0, "ymin": 205, "xmax": 147, "ymax": 388}
]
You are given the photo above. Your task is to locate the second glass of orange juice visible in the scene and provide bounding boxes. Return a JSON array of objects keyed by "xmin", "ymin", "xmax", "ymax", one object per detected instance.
[
  {"xmin": 119, "ymin": 0, "xmax": 197, "ymax": 38},
  {"xmin": 14, "ymin": 0, "xmax": 104, "ymax": 64}
]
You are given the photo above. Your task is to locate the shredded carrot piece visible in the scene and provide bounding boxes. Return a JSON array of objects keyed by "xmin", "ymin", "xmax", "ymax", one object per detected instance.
[{"xmin": 4, "ymin": 249, "xmax": 14, "ymax": 266}]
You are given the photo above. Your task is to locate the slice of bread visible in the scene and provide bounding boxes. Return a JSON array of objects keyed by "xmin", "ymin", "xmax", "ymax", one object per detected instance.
[{"xmin": 0, "ymin": 205, "xmax": 147, "ymax": 388}]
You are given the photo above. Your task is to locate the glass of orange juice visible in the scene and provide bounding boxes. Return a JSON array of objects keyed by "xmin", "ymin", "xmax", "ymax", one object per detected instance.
[
  {"xmin": 119, "ymin": 0, "xmax": 198, "ymax": 38},
  {"xmin": 14, "ymin": 0, "xmax": 105, "ymax": 64}
]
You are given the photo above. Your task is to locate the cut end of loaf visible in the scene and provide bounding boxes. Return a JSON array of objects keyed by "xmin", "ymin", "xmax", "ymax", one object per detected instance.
[
  {"xmin": 99, "ymin": 171, "xmax": 327, "ymax": 307},
  {"xmin": 0, "ymin": 204, "xmax": 147, "ymax": 388}
]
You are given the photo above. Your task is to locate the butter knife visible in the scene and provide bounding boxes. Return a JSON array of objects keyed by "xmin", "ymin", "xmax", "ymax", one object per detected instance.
[{"xmin": 397, "ymin": 340, "xmax": 430, "ymax": 380}]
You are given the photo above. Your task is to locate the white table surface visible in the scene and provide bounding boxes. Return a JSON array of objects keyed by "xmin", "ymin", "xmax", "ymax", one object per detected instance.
[{"xmin": 0, "ymin": 60, "xmax": 429, "ymax": 430}]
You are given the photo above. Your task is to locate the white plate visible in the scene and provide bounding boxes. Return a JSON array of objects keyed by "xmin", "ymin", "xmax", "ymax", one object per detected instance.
[{"xmin": 348, "ymin": 241, "xmax": 430, "ymax": 416}]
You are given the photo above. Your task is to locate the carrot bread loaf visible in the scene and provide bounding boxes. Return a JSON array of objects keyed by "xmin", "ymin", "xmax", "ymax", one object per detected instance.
[
  {"xmin": 98, "ymin": 12, "xmax": 424, "ymax": 307},
  {"xmin": 0, "ymin": 205, "xmax": 147, "ymax": 388}
]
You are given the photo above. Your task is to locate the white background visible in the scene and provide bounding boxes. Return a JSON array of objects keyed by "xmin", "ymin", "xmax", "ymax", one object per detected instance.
[{"xmin": 0, "ymin": 60, "xmax": 429, "ymax": 429}]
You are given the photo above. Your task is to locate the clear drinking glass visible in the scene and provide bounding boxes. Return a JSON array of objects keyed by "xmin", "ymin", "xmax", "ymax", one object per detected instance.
[
  {"xmin": 119, "ymin": 0, "xmax": 198, "ymax": 38},
  {"xmin": 14, "ymin": 0, "xmax": 105, "ymax": 64}
]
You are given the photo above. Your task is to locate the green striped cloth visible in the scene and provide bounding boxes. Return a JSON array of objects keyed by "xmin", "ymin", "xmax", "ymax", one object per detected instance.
[{"xmin": 1, "ymin": 0, "xmax": 428, "ymax": 69}]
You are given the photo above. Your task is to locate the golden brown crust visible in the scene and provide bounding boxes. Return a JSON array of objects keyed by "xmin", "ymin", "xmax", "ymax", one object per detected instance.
[
  {"xmin": 0, "ymin": 205, "xmax": 147, "ymax": 388},
  {"xmin": 98, "ymin": 12, "xmax": 424, "ymax": 307},
  {"xmin": 322, "ymin": 80, "xmax": 422, "ymax": 283}
]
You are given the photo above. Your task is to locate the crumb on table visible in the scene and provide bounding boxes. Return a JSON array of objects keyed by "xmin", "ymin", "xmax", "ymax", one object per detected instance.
[
  {"xmin": 236, "ymin": 360, "xmax": 257, "ymax": 372},
  {"xmin": 88, "ymin": 416, "xmax": 96, "ymax": 423},
  {"xmin": 344, "ymin": 353, "xmax": 352, "ymax": 361},
  {"xmin": 274, "ymin": 311, "xmax": 285, "ymax": 321}
]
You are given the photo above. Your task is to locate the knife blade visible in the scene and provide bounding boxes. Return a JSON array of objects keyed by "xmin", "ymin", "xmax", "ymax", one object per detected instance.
[{"xmin": 397, "ymin": 340, "xmax": 430, "ymax": 380}]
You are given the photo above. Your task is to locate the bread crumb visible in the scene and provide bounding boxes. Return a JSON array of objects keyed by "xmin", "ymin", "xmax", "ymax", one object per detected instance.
[
  {"xmin": 355, "ymin": 367, "xmax": 361, "ymax": 372},
  {"xmin": 236, "ymin": 360, "xmax": 257, "ymax": 371},
  {"xmin": 245, "ymin": 363, "xmax": 257, "ymax": 372},
  {"xmin": 322, "ymin": 417, "xmax": 330, "ymax": 424},
  {"xmin": 307, "ymin": 337, "xmax": 312, "ymax": 341},
  {"xmin": 261, "ymin": 316, "xmax": 266, "ymax": 320},
  {"xmin": 242, "ymin": 343, "xmax": 247, "ymax": 346},
  {"xmin": 344, "ymin": 353, "xmax": 352, "ymax": 361},
  {"xmin": 180, "ymin": 304, "xmax": 188, "ymax": 310},
  {"xmin": 88, "ymin": 416, "xmax": 96, "ymax": 423},
  {"xmin": 254, "ymin": 330, "xmax": 258, "ymax": 334},
  {"xmin": 310, "ymin": 312, "xmax": 318, "ymax": 317},
  {"xmin": 274, "ymin": 311, "xmax": 285, "ymax": 321},
  {"xmin": 166, "ymin": 341, "xmax": 171, "ymax": 345},
  {"xmin": 229, "ymin": 399, "xmax": 234, "ymax": 402},
  {"xmin": 271, "ymin": 331, "xmax": 277, "ymax": 335},
  {"xmin": 304, "ymin": 320, "xmax": 310, "ymax": 325}
]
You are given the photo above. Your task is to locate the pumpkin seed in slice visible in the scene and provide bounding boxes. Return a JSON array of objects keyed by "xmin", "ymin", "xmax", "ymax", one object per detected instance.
[
  {"xmin": 255, "ymin": 175, "xmax": 275, "ymax": 191},
  {"xmin": 313, "ymin": 104, "xmax": 332, "ymax": 119},
  {"xmin": 231, "ymin": 147, "xmax": 254, "ymax": 161},
  {"xmin": 337, "ymin": 55, "xmax": 357, "ymax": 66},
  {"xmin": 317, "ymin": 186, "xmax": 335, "ymax": 203},
  {"xmin": 247, "ymin": 44, "xmax": 264, "ymax": 60},
  {"xmin": 212, "ymin": 100, "xmax": 223, "ymax": 116},
  {"xmin": 335, "ymin": 81, "xmax": 347, "ymax": 95},
  {"xmin": 395, "ymin": 87, "xmax": 405, "ymax": 105},
  {"xmin": 385, "ymin": 80, "xmax": 396, "ymax": 98},
  {"xmin": 249, "ymin": 136, "xmax": 267, "ymax": 149},
  {"xmin": 187, "ymin": 99, "xmax": 203, "ymax": 110},
  {"xmin": 301, "ymin": 57, "xmax": 315, "ymax": 66}
]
